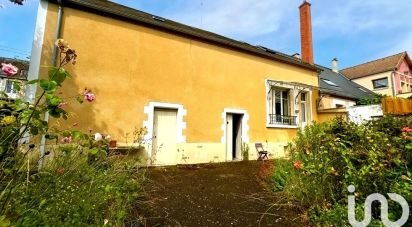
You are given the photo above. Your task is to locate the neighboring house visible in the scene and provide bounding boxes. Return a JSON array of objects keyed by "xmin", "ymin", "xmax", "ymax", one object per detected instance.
[
  {"xmin": 316, "ymin": 59, "xmax": 374, "ymax": 121},
  {"xmin": 0, "ymin": 57, "xmax": 29, "ymax": 100},
  {"xmin": 30, "ymin": 0, "xmax": 322, "ymax": 165},
  {"xmin": 341, "ymin": 52, "xmax": 412, "ymax": 98}
]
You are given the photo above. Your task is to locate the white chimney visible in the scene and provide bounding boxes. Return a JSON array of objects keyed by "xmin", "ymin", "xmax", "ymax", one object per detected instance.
[{"xmin": 332, "ymin": 58, "xmax": 338, "ymax": 73}]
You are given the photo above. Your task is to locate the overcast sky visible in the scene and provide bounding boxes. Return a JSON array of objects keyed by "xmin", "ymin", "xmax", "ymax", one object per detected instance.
[{"xmin": 0, "ymin": 0, "xmax": 411, "ymax": 69}]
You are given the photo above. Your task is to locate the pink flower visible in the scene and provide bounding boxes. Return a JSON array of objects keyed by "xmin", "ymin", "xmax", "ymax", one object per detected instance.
[
  {"xmin": 57, "ymin": 102, "xmax": 67, "ymax": 109},
  {"xmin": 402, "ymin": 127, "xmax": 412, "ymax": 133},
  {"xmin": 61, "ymin": 136, "xmax": 72, "ymax": 144},
  {"xmin": 293, "ymin": 160, "xmax": 302, "ymax": 170},
  {"xmin": 1, "ymin": 63, "xmax": 18, "ymax": 76},
  {"xmin": 84, "ymin": 91, "xmax": 95, "ymax": 102}
]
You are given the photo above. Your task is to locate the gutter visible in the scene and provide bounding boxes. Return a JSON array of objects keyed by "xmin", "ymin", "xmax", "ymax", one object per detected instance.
[{"xmin": 39, "ymin": 0, "xmax": 64, "ymax": 168}]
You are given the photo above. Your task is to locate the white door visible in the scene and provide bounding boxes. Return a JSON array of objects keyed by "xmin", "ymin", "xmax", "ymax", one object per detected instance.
[
  {"xmin": 152, "ymin": 108, "xmax": 178, "ymax": 165},
  {"xmin": 226, "ymin": 114, "xmax": 233, "ymax": 161}
]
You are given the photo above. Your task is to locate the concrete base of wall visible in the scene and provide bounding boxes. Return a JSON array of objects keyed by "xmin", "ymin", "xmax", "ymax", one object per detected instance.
[{"xmin": 136, "ymin": 141, "xmax": 289, "ymax": 166}]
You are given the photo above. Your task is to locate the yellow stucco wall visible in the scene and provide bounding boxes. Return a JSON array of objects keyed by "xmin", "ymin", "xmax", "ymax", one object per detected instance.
[
  {"xmin": 317, "ymin": 112, "xmax": 347, "ymax": 122},
  {"xmin": 318, "ymin": 96, "xmax": 356, "ymax": 110},
  {"xmin": 39, "ymin": 4, "xmax": 319, "ymax": 163},
  {"xmin": 352, "ymin": 71, "xmax": 394, "ymax": 96}
]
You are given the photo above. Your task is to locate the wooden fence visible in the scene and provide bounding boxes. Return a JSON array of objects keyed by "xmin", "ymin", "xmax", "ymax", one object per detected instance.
[{"xmin": 382, "ymin": 97, "xmax": 412, "ymax": 115}]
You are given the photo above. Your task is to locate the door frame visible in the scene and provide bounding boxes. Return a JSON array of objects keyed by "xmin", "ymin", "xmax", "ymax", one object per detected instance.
[
  {"xmin": 143, "ymin": 102, "xmax": 187, "ymax": 160},
  {"xmin": 221, "ymin": 108, "xmax": 250, "ymax": 161},
  {"xmin": 152, "ymin": 108, "xmax": 179, "ymax": 165}
]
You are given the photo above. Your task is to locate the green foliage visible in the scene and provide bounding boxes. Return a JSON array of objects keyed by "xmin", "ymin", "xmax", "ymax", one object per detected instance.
[
  {"xmin": 356, "ymin": 94, "xmax": 387, "ymax": 105},
  {"xmin": 270, "ymin": 159, "xmax": 293, "ymax": 191},
  {"xmin": 273, "ymin": 117, "xmax": 412, "ymax": 226},
  {"xmin": 7, "ymin": 149, "xmax": 141, "ymax": 226},
  {"xmin": 241, "ymin": 143, "xmax": 249, "ymax": 161}
]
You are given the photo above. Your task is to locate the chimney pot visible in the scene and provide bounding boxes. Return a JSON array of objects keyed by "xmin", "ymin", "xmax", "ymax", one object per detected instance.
[
  {"xmin": 332, "ymin": 58, "xmax": 338, "ymax": 73},
  {"xmin": 292, "ymin": 53, "xmax": 301, "ymax": 59},
  {"xmin": 299, "ymin": 0, "xmax": 314, "ymax": 64}
]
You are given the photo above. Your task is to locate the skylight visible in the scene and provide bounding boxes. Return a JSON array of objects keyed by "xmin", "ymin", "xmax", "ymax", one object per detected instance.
[{"xmin": 321, "ymin": 78, "xmax": 339, "ymax": 87}]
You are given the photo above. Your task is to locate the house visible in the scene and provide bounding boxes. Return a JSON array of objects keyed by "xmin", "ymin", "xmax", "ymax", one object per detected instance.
[
  {"xmin": 341, "ymin": 52, "xmax": 412, "ymax": 98},
  {"xmin": 0, "ymin": 57, "xmax": 29, "ymax": 100},
  {"xmin": 316, "ymin": 58, "xmax": 374, "ymax": 121},
  {"xmin": 29, "ymin": 0, "xmax": 324, "ymax": 165}
]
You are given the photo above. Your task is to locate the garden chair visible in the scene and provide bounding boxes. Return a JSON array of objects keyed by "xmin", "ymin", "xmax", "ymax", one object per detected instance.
[{"xmin": 255, "ymin": 143, "xmax": 268, "ymax": 161}]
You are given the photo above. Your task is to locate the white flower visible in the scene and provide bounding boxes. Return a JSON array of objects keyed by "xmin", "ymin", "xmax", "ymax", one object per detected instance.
[
  {"xmin": 104, "ymin": 219, "xmax": 109, "ymax": 225},
  {"xmin": 105, "ymin": 135, "xmax": 111, "ymax": 140},
  {"xmin": 94, "ymin": 133, "xmax": 103, "ymax": 141}
]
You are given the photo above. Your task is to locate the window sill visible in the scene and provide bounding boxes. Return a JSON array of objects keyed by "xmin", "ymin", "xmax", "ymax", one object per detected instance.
[
  {"xmin": 373, "ymin": 87, "xmax": 389, "ymax": 91},
  {"xmin": 266, "ymin": 124, "xmax": 299, "ymax": 129}
]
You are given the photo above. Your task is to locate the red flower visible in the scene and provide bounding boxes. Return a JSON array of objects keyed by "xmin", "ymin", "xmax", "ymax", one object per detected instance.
[
  {"xmin": 56, "ymin": 167, "xmax": 65, "ymax": 175},
  {"xmin": 401, "ymin": 127, "xmax": 412, "ymax": 133},
  {"xmin": 293, "ymin": 160, "xmax": 302, "ymax": 170}
]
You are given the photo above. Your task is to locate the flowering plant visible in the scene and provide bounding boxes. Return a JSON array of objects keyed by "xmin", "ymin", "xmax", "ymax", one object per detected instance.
[{"xmin": 1, "ymin": 63, "xmax": 18, "ymax": 76}]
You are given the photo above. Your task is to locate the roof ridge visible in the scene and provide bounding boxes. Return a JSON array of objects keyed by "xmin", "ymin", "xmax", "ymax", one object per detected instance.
[
  {"xmin": 395, "ymin": 51, "xmax": 407, "ymax": 69},
  {"xmin": 341, "ymin": 51, "xmax": 405, "ymax": 71}
]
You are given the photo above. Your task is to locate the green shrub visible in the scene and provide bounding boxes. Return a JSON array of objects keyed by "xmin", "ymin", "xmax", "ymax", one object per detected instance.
[
  {"xmin": 270, "ymin": 159, "xmax": 293, "ymax": 191},
  {"xmin": 274, "ymin": 117, "xmax": 412, "ymax": 226},
  {"xmin": 7, "ymin": 149, "xmax": 142, "ymax": 226}
]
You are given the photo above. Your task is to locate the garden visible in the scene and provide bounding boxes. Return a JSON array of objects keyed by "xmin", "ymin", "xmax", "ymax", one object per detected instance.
[
  {"xmin": 0, "ymin": 40, "xmax": 144, "ymax": 226},
  {"xmin": 1, "ymin": 40, "xmax": 411, "ymax": 226},
  {"xmin": 270, "ymin": 116, "xmax": 412, "ymax": 226}
]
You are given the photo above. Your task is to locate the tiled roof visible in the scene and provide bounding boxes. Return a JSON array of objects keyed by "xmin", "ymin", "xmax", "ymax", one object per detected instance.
[
  {"xmin": 49, "ymin": 0, "xmax": 318, "ymax": 72},
  {"xmin": 341, "ymin": 52, "xmax": 408, "ymax": 80},
  {"xmin": 317, "ymin": 65, "xmax": 374, "ymax": 100}
]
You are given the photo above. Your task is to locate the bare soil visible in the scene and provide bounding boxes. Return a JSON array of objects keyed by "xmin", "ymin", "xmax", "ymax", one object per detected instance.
[{"xmin": 129, "ymin": 161, "xmax": 305, "ymax": 227}]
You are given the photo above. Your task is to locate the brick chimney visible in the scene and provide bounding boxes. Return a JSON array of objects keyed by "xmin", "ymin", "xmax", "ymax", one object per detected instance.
[{"xmin": 299, "ymin": 0, "xmax": 314, "ymax": 64}]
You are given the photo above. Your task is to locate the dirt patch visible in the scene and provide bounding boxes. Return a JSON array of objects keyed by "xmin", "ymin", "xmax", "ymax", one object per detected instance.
[{"xmin": 129, "ymin": 161, "xmax": 305, "ymax": 226}]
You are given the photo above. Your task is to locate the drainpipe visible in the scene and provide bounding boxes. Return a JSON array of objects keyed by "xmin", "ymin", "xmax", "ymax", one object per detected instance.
[
  {"xmin": 390, "ymin": 70, "xmax": 396, "ymax": 97},
  {"xmin": 39, "ymin": 0, "xmax": 64, "ymax": 168}
]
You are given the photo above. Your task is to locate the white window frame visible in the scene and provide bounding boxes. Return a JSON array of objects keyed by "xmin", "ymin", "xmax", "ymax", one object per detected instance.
[
  {"xmin": 265, "ymin": 79, "xmax": 313, "ymax": 129},
  {"xmin": 265, "ymin": 80, "xmax": 298, "ymax": 129}
]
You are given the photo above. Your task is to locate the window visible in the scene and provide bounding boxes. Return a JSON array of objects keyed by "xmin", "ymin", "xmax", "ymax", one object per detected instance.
[
  {"xmin": 300, "ymin": 93, "xmax": 307, "ymax": 123},
  {"xmin": 404, "ymin": 71, "xmax": 409, "ymax": 75},
  {"xmin": 268, "ymin": 87, "xmax": 296, "ymax": 126},
  {"xmin": 372, "ymin": 77, "xmax": 388, "ymax": 89},
  {"xmin": 321, "ymin": 78, "xmax": 339, "ymax": 87},
  {"xmin": 5, "ymin": 80, "xmax": 17, "ymax": 94}
]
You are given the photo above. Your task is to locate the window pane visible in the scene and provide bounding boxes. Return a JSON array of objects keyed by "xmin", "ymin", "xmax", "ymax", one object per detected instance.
[
  {"xmin": 301, "ymin": 103, "xmax": 306, "ymax": 122},
  {"xmin": 372, "ymin": 78, "xmax": 388, "ymax": 89},
  {"xmin": 275, "ymin": 90, "xmax": 281, "ymax": 115},
  {"xmin": 282, "ymin": 90, "xmax": 289, "ymax": 116},
  {"xmin": 301, "ymin": 93, "xmax": 306, "ymax": 101},
  {"xmin": 5, "ymin": 80, "xmax": 15, "ymax": 93}
]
